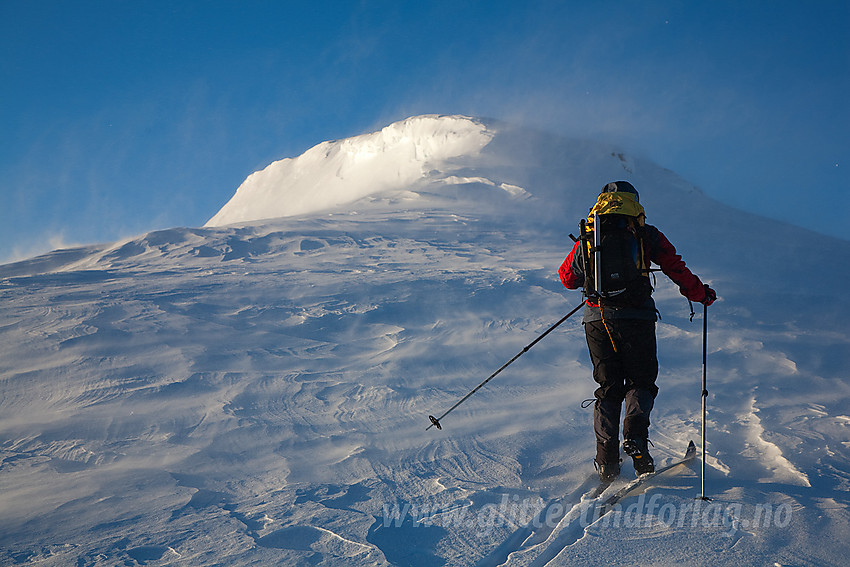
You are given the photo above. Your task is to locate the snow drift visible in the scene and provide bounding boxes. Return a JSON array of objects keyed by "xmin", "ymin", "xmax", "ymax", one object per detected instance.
[
  {"xmin": 1, "ymin": 115, "xmax": 849, "ymax": 566},
  {"xmin": 205, "ymin": 115, "xmax": 497, "ymax": 226}
]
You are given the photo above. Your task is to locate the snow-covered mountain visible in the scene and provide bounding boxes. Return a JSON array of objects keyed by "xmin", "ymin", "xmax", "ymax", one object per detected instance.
[
  {"xmin": 1, "ymin": 115, "xmax": 849, "ymax": 566},
  {"xmin": 205, "ymin": 115, "xmax": 498, "ymax": 225}
]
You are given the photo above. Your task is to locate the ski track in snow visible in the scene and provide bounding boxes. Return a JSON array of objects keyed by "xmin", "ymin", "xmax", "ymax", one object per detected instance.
[{"xmin": 2, "ymin": 116, "xmax": 850, "ymax": 566}]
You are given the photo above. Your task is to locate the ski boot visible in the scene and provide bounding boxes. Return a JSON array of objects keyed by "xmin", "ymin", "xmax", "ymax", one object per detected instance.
[
  {"xmin": 623, "ymin": 438, "xmax": 655, "ymax": 475},
  {"xmin": 594, "ymin": 459, "xmax": 621, "ymax": 484}
]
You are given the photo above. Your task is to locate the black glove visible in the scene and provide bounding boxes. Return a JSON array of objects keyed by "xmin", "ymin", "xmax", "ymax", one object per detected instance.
[{"xmin": 702, "ymin": 284, "xmax": 717, "ymax": 306}]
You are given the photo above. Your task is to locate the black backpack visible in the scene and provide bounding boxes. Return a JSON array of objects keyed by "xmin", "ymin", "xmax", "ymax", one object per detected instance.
[{"xmin": 580, "ymin": 213, "xmax": 652, "ymax": 307}]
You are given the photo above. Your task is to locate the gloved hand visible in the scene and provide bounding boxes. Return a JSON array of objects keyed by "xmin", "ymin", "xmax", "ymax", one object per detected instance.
[
  {"xmin": 680, "ymin": 282, "xmax": 717, "ymax": 306},
  {"xmin": 701, "ymin": 284, "xmax": 717, "ymax": 306}
]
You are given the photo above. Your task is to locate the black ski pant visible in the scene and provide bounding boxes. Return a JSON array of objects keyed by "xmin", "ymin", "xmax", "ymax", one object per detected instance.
[{"xmin": 585, "ymin": 318, "xmax": 659, "ymax": 465}]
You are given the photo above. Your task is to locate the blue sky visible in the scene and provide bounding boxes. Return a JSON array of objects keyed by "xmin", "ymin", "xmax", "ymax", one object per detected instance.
[{"xmin": 2, "ymin": 1, "xmax": 848, "ymax": 262}]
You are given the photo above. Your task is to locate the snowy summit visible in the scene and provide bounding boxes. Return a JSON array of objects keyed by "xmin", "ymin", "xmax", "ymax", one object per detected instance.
[
  {"xmin": 206, "ymin": 115, "xmax": 499, "ymax": 225},
  {"xmin": 1, "ymin": 115, "xmax": 849, "ymax": 566}
]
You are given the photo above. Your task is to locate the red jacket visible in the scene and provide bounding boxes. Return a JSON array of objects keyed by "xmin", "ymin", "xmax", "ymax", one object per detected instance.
[{"xmin": 559, "ymin": 224, "xmax": 709, "ymax": 305}]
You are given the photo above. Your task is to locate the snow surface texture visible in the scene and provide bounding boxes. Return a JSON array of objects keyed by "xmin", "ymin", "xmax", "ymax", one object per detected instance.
[
  {"xmin": 2, "ymin": 115, "xmax": 849, "ymax": 566},
  {"xmin": 205, "ymin": 115, "xmax": 499, "ymax": 226}
]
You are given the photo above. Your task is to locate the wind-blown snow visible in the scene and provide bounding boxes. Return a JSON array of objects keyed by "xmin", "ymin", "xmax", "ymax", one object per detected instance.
[
  {"xmin": 2, "ymin": 115, "xmax": 850, "ymax": 566},
  {"xmin": 205, "ymin": 115, "xmax": 496, "ymax": 226}
]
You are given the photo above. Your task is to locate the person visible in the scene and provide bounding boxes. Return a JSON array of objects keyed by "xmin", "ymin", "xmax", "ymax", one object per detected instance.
[{"xmin": 559, "ymin": 181, "xmax": 716, "ymax": 482}]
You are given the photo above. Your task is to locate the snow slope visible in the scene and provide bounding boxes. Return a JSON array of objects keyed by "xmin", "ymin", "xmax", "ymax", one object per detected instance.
[
  {"xmin": 1, "ymin": 115, "xmax": 849, "ymax": 566},
  {"xmin": 205, "ymin": 115, "xmax": 497, "ymax": 226}
]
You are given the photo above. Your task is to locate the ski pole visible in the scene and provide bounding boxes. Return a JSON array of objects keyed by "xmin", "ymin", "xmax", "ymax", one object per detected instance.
[
  {"xmin": 698, "ymin": 302, "xmax": 710, "ymax": 501},
  {"xmin": 427, "ymin": 301, "xmax": 585, "ymax": 431}
]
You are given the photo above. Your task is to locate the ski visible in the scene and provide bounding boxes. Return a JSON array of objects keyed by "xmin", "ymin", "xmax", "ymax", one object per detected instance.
[{"xmin": 594, "ymin": 440, "xmax": 696, "ymax": 519}]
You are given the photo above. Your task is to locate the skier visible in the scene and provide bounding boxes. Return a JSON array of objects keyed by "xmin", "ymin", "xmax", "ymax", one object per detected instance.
[{"xmin": 559, "ymin": 181, "xmax": 716, "ymax": 483}]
